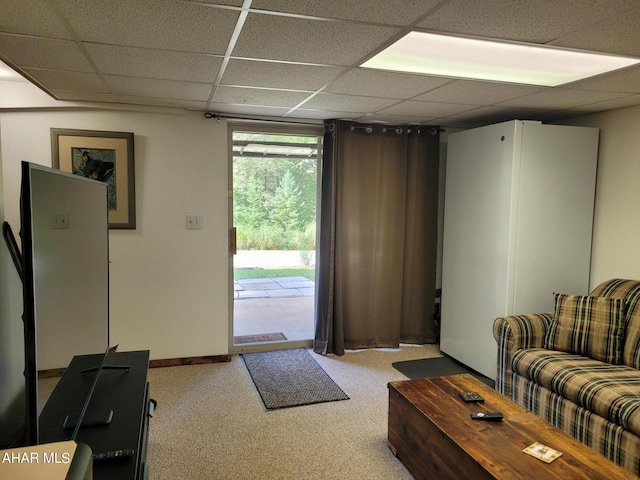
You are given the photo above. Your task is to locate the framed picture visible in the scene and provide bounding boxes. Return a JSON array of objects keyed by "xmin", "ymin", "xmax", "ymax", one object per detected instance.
[{"xmin": 51, "ymin": 128, "xmax": 136, "ymax": 229}]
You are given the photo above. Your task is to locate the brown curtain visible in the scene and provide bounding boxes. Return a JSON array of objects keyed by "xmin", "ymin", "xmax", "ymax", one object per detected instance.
[{"xmin": 314, "ymin": 120, "xmax": 440, "ymax": 355}]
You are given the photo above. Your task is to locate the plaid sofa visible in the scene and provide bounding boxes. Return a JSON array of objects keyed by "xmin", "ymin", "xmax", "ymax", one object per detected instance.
[{"xmin": 493, "ymin": 279, "xmax": 640, "ymax": 476}]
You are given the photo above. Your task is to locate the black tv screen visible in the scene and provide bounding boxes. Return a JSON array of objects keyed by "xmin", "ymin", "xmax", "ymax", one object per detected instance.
[{"xmin": 20, "ymin": 161, "xmax": 110, "ymax": 445}]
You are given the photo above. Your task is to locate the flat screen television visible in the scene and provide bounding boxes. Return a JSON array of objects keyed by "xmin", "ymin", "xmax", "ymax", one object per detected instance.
[{"xmin": 20, "ymin": 161, "xmax": 110, "ymax": 446}]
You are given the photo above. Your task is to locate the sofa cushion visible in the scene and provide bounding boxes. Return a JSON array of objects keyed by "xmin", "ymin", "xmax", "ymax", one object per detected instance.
[
  {"xmin": 512, "ymin": 348, "xmax": 640, "ymax": 437},
  {"xmin": 624, "ymin": 293, "xmax": 640, "ymax": 368},
  {"xmin": 544, "ymin": 293, "xmax": 626, "ymax": 364},
  {"xmin": 589, "ymin": 279, "xmax": 640, "ymax": 369}
]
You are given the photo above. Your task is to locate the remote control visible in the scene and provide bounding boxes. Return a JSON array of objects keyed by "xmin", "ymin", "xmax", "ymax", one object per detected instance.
[
  {"xmin": 459, "ymin": 391, "xmax": 484, "ymax": 402},
  {"xmin": 93, "ymin": 449, "xmax": 134, "ymax": 464},
  {"xmin": 470, "ymin": 412, "xmax": 503, "ymax": 421},
  {"xmin": 63, "ymin": 410, "xmax": 113, "ymax": 429}
]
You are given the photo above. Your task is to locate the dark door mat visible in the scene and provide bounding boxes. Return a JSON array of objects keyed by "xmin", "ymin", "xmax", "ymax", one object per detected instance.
[
  {"xmin": 392, "ymin": 355, "xmax": 495, "ymax": 388},
  {"xmin": 234, "ymin": 332, "xmax": 287, "ymax": 344},
  {"xmin": 241, "ymin": 348, "xmax": 349, "ymax": 410}
]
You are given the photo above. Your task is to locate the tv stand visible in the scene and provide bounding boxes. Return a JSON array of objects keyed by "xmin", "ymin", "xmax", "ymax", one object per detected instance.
[{"xmin": 39, "ymin": 350, "xmax": 152, "ymax": 480}]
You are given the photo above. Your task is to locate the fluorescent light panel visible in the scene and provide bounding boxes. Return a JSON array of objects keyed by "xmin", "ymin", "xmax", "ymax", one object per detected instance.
[{"xmin": 361, "ymin": 32, "xmax": 640, "ymax": 86}]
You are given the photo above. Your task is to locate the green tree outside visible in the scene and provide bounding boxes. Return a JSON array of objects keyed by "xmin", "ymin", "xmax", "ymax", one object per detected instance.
[{"xmin": 233, "ymin": 132, "xmax": 318, "ymax": 251}]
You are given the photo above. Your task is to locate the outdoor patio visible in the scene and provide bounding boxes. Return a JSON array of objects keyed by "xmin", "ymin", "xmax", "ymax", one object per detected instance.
[{"xmin": 233, "ymin": 251, "xmax": 316, "ymax": 343}]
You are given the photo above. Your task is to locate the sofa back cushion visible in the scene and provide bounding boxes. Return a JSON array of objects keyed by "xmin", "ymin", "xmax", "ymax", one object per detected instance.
[
  {"xmin": 544, "ymin": 293, "xmax": 626, "ymax": 364},
  {"xmin": 590, "ymin": 279, "xmax": 640, "ymax": 368}
]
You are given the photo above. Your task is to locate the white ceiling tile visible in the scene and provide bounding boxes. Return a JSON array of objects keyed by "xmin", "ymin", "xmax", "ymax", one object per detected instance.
[
  {"xmin": 300, "ymin": 92, "xmax": 398, "ymax": 113},
  {"xmin": 22, "ymin": 68, "xmax": 108, "ymax": 92},
  {"xmin": 207, "ymin": 102, "xmax": 292, "ymax": 117},
  {"xmin": 56, "ymin": 0, "xmax": 239, "ymax": 54},
  {"xmin": 49, "ymin": 89, "xmax": 208, "ymax": 109},
  {"xmin": 251, "ymin": 0, "xmax": 443, "ymax": 26},
  {"xmin": 325, "ymin": 68, "xmax": 452, "ymax": 99},
  {"xmin": 0, "ymin": 34, "xmax": 93, "ymax": 71},
  {"xmin": 104, "ymin": 75, "xmax": 213, "ymax": 101},
  {"xmin": 551, "ymin": 8, "xmax": 640, "ymax": 56},
  {"xmin": 377, "ymin": 100, "xmax": 477, "ymax": 118},
  {"xmin": 289, "ymin": 108, "xmax": 364, "ymax": 120},
  {"xmin": 499, "ymin": 88, "xmax": 632, "ymax": 110},
  {"xmin": 414, "ymin": 80, "xmax": 545, "ymax": 105},
  {"xmin": 197, "ymin": 0, "xmax": 244, "ymax": 6},
  {"xmin": 168, "ymin": 99, "xmax": 210, "ymax": 110},
  {"xmin": 222, "ymin": 59, "xmax": 345, "ymax": 90},
  {"xmin": 2, "ymin": 1, "xmax": 640, "ymax": 126},
  {"xmin": 212, "ymin": 85, "xmax": 312, "ymax": 108},
  {"xmin": 0, "ymin": 0, "xmax": 73, "ymax": 39},
  {"xmin": 416, "ymin": 0, "xmax": 638, "ymax": 44},
  {"xmin": 85, "ymin": 44, "xmax": 223, "ymax": 83},
  {"xmin": 565, "ymin": 94, "xmax": 640, "ymax": 113},
  {"xmin": 566, "ymin": 66, "xmax": 640, "ymax": 94},
  {"xmin": 233, "ymin": 13, "xmax": 399, "ymax": 66}
]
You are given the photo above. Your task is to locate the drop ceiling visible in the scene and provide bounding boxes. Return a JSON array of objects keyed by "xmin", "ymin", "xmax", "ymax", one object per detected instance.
[{"xmin": 1, "ymin": 0, "xmax": 640, "ymax": 128}]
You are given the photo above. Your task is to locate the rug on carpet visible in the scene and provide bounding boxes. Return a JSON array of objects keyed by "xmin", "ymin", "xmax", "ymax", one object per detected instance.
[
  {"xmin": 392, "ymin": 356, "xmax": 495, "ymax": 388},
  {"xmin": 234, "ymin": 332, "xmax": 287, "ymax": 344},
  {"xmin": 241, "ymin": 348, "xmax": 349, "ymax": 410}
]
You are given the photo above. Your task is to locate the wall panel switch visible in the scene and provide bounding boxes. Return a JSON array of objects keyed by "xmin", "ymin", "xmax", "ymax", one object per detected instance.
[
  {"xmin": 50, "ymin": 213, "xmax": 70, "ymax": 229},
  {"xmin": 186, "ymin": 215, "xmax": 203, "ymax": 229}
]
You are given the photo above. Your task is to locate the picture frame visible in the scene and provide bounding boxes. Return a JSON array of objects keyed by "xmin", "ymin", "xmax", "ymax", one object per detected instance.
[{"xmin": 51, "ymin": 128, "xmax": 136, "ymax": 229}]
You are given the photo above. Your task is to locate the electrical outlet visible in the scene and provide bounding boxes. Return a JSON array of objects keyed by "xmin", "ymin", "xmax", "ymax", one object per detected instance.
[
  {"xmin": 50, "ymin": 213, "xmax": 70, "ymax": 229},
  {"xmin": 185, "ymin": 215, "xmax": 203, "ymax": 229}
]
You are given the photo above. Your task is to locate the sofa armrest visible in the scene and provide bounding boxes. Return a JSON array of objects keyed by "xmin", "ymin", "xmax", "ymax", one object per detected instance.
[{"xmin": 493, "ymin": 312, "xmax": 553, "ymax": 397}]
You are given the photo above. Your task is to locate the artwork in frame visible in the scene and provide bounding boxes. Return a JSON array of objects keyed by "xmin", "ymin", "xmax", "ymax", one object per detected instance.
[{"xmin": 51, "ymin": 128, "xmax": 136, "ymax": 229}]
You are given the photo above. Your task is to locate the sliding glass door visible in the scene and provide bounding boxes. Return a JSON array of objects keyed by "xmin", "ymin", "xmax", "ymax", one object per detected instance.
[{"xmin": 229, "ymin": 123, "xmax": 322, "ymax": 352}]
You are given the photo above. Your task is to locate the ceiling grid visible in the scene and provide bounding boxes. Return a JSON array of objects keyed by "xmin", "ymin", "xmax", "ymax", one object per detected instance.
[{"xmin": 0, "ymin": 0, "xmax": 638, "ymax": 127}]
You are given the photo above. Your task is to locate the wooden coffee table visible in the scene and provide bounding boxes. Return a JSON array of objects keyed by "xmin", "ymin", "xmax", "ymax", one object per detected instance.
[{"xmin": 388, "ymin": 374, "xmax": 636, "ymax": 479}]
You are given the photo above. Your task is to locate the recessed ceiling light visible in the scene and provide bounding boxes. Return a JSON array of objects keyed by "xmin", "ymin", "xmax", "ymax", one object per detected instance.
[{"xmin": 361, "ymin": 31, "xmax": 640, "ymax": 87}]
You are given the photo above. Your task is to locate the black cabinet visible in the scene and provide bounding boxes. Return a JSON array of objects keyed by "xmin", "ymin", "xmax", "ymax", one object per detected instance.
[{"xmin": 39, "ymin": 350, "xmax": 151, "ymax": 480}]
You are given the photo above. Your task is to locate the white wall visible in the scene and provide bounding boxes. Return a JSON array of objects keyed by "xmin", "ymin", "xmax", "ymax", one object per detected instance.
[
  {"xmin": 3, "ymin": 81, "xmax": 640, "ymax": 365},
  {"xmin": 1, "ymin": 101, "xmax": 229, "ymax": 361},
  {"xmin": 557, "ymin": 104, "xmax": 640, "ymax": 288}
]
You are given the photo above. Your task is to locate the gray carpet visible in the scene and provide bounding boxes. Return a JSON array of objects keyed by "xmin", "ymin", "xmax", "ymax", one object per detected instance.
[
  {"xmin": 241, "ymin": 348, "xmax": 349, "ymax": 410},
  {"xmin": 392, "ymin": 355, "xmax": 495, "ymax": 388}
]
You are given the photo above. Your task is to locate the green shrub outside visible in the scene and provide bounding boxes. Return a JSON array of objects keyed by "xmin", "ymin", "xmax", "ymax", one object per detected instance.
[{"xmin": 236, "ymin": 221, "xmax": 316, "ymax": 251}]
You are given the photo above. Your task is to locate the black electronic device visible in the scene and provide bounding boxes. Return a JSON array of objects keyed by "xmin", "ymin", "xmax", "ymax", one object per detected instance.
[
  {"xmin": 63, "ymin": 410, "xmax": 114, "ymax": 430},
  {"xmin": 93, "ymin": 449, "xmax": 135, "ymax": 464},
  {"xmin": 470, "ymin": 412, "xmax": 503, "ymax": 421},
  {"xmin": 19, "ymin": 161, "xmax": 110, "ymax": 446},
  {"xmin": 459, "ymin": 391, "xmax": 484, "ymax": 402}
]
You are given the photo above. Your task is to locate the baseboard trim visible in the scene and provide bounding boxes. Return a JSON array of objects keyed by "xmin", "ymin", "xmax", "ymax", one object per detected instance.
[
  {"xmin": 149, "ymin": 354, "xmax": 232, "ymax": 368},
  {"xmin": 37, "ymin": 354, "xmax": 232, "ymax": 377},
  {"xmin": 38, "ymin": 368, "xmax": 66, "ymax": 379}
]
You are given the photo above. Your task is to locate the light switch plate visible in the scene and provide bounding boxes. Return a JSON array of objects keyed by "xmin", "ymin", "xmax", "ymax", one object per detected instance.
[
  {"xmin": 186, "ymin": 215, "xmax": 203, "ymax": 229},
  {"xmin": 50, "ymin": 213, "xmax": 70, "ymax": 229}
]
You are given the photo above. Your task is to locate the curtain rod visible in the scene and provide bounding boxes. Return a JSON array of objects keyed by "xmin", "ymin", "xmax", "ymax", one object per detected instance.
[
  {"xmin": 203, "ymin": 111, "xmax": 323, "ymax": 126},
  {"xmin": 345, "ymin": 123, "xmax": 444, "ymax": 135}
]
